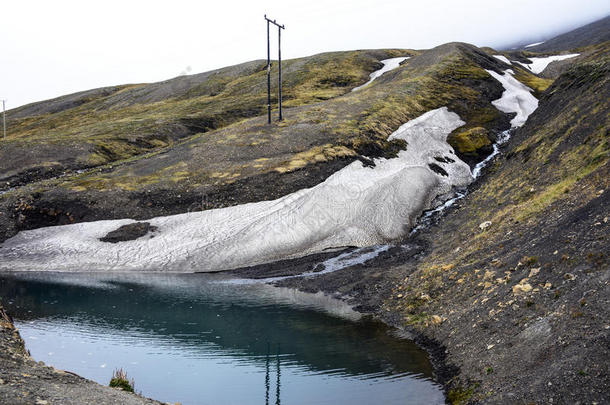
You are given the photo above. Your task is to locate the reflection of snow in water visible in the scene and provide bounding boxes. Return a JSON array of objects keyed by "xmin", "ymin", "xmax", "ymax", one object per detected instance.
[{"xmin": 352, "ymin": 57, "xmax": 409, "ymax": 92}]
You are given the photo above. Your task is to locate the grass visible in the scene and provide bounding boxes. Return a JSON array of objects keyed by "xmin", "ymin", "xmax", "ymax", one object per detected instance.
[
  {"xmin": 447, "ymin": 386, "xmax": 475, "ymax": 404},
  {"xmin": 109, "ymin": 368, "xmax": 135, "ymax": 393},
  {"xmin": 1, "ymin": 50, "xmax": 413, "ymax": 172}
]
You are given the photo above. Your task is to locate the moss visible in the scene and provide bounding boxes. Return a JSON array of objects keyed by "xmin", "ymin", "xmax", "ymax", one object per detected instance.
[
  {"xmin": 513, "ymin": 67, "xmax": 554, "ymax": 96},
  {"xmin": 274, "ymin": 144, "xmax": 356, "ymax": 173},
  {"xmin": 447, "ymin": 386, "xmax": 475, "ymax": 404},
  {"xmin": 449, "ymin": 127, "xmax": 491, "ymax": 154}
]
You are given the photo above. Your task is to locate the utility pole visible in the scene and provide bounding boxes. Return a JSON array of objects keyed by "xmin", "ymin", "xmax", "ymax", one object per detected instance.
[
  {"xmin": 2, "ymin": 100, "xmax": 5, "ymax": 139},
  {"xmin": 264, "ymin": 15, "xmax": 285, "ymax": 123}
]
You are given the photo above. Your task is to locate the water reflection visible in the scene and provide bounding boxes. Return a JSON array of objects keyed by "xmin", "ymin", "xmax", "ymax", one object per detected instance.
[{"xmin": 0, "ymin": 272, "xmax": 444, "ymax": 405}]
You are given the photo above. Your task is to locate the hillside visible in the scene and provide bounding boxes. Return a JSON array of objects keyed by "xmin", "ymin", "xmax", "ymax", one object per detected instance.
[
  {"xmin": 0, "ymin": 43, "xmax": 527, "ymax": 243},
  {"xmin": 523, "ymin": 15, "xmax": 610, "ymax": 53},
  {"xmin": 275, "ymin": 42, "xmax": 609, "ymax": 403},
  {"xmin": 2, "ymin": 49, "xmax": 405, "ymax": 187}
]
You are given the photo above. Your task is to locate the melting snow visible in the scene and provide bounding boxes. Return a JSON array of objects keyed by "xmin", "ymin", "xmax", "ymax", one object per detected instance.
[
  {"xmin": 517, "ymin": 54, "xmax": 579, "ymax": 74},
  {"xmin": 485, "ymin": 69, "xmax": 538, "ymax": 128},
  {"xmin": 352, "ymin": 57, "xmax": 409, "ymax": 92},
  {"xmin": 0, "ymin": 108, "xmax": 472, "ymax": 273},
  {"xmin": 493, "ymin": 55, "xmax": 511, "ymax": 65},
  {"xmin": 227, "ymin": 245, "xmax": 392, "ymax": 285}
]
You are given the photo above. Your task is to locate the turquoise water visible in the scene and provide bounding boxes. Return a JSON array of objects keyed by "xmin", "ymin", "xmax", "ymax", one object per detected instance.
[{"xmin": 0, "ymin": 272, "xmax": 444, "ymax": 405}]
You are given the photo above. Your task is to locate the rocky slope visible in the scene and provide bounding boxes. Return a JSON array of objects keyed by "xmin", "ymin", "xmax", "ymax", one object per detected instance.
[
  {"xmin": 383, "ymin": 46, "xmax": 609, "ymax": 404},
  {"xmin": 273, "ymin": 42, "xmax": 609, "ymax": 404},
  {"xmin": 522, "ymin": 15, "xmax": 610, "ymax": 53}
]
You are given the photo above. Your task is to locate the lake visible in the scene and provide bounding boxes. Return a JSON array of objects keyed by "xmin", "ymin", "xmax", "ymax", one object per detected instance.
[{"xmin": 0, "ymin": 272, "xmax": 444, "ymax": 405}]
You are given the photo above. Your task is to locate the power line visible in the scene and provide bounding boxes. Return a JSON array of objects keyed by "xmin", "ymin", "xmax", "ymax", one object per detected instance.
[{"xmin": 264, "ymin": 15, "xmax": 285, "ymax": 123}]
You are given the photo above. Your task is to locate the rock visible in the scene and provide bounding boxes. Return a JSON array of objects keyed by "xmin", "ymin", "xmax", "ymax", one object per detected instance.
[
  {"xmin": 99, "ymin": 222, "xmax": 158, "ymax": 243},
  {"xmin": 479, "ymin": 221, "xmax": 492, "ymax": 230},
  {"xmin": 419, "ymin": 293, "xmax": 431, "ymax": 301},
  {"xmin": 430, "ymin": 315, "xmax": 444, "ymax": 325},
  {"xmin": 529, "ymin": 267, "xmax": 541, "ymax": 277},
  {"xmin": 484, "ymin": 270, "xmax": 496, "ymax": 280},
  {"xmin": 513, "ymin": 279, "xmax": 533, "ymax": 295}
]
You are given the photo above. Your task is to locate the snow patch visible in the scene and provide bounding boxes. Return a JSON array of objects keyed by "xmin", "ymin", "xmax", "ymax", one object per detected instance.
[
  {"xmin": 486, "ymin": 69, "xmax": 538, "ymax": 128},
  {"xmin": 0, "ymin": 108, "xmax": 471, "ymax": 273},
  {"xmin": 228, "ymin": 245, "xmax": 391, "ymax": 285},
  {"xmin": 524, "ymin": 41, "xmax": 545, "ymax": 48},
  {"xmin": 516, "ymin": 54, "xmax": 579, "ymax": 74},
  {"xmin": 352, "ymin": 57, "xmax": 409, "ymax": 92},
  {"xmin": 493, "ymin": 55, "xmax": 511, "ymax": 65},
  {"xmin": 315, "ymin": 245, "xmax": 391, "ymax": 274}
]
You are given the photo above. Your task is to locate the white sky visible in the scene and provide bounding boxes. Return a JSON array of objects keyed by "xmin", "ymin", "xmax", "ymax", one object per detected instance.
[{"xmin": 2, "ymin": 0, "xmax": 608, "ymax": 109}]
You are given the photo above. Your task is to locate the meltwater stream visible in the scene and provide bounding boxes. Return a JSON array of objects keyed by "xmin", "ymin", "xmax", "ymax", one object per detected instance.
[{"xmin": 0, "ymin": 273, "xmax": 444, "ymax": 405}]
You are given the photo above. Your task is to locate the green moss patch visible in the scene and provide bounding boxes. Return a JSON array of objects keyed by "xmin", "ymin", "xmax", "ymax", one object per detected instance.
[{"xmin": 449, "ymin": 127, "xmax": 491, "ymax": 154}]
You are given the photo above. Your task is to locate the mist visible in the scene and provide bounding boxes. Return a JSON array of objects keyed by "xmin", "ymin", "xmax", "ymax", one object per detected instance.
[{"xmin": 1, "ymin": 0, "xmax": 608, "ymax": 109}]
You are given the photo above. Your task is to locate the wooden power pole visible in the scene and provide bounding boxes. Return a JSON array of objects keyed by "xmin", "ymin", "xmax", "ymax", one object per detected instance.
[{"xmin": 265, "ymin": 15, "xmax": 285, "ymax": 123}]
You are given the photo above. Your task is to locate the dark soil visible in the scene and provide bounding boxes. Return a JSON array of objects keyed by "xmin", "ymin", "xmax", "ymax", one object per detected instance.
[{"xmin": 99, "ymin": 222, "xmax": 158, "ymax": 243}]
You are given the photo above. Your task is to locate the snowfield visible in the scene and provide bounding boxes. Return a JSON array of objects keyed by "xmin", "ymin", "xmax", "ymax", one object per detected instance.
[
  {"xmin": 352, "ymin": 57, "xmax": 409, "ymax": 91},
  {"xmin": 517, "ymin": 53, "xmax": 579, "ymax": 74},
  {"xmin": 493, "ymin": 55, "xmax": 511, "ymax": 65},
  {"xmin": 524, "ymin": 41, "xmax": 545, "ymax": 48},
  {"xmin": 0, "ymin": 108, "xmax": 472, "ymax": 272},
  {"xmin": 486, "ymin": 69, "xmax": 538, "ymax": 127}
]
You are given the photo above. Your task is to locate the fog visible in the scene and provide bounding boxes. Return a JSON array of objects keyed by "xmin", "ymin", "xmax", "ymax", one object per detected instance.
[{"xmin": 1, "ymin": 0, "xmax": 608, "ymax": 108}]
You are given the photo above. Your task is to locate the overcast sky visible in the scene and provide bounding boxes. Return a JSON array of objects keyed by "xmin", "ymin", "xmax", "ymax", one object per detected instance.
[{"xmin": 2, "ymin": 0, "xmax": 608, "ymax": 109}]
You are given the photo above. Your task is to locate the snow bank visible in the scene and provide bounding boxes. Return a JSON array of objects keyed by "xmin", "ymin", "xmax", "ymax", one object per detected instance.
[
  {"xmin": 352, "ymin": 57, "xmax": 409, "ymax": 92},
  {"xmin": 524, "ymin": 41, "xmax": 544, "ymax": 48},
  {"xmin": 486, "ymin": 69, "xmax": 538, "ymax": 127},
  {"xmin": 493, "ymin": 55, "xmax": 511, "ymax": 65},
  {"xmin": 517, "ymin": 54, "xmax": 579, "ymax": 74},
  {"xmin": 0, "ymin": 108, "xmax": 471, "ymax": 273}
]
